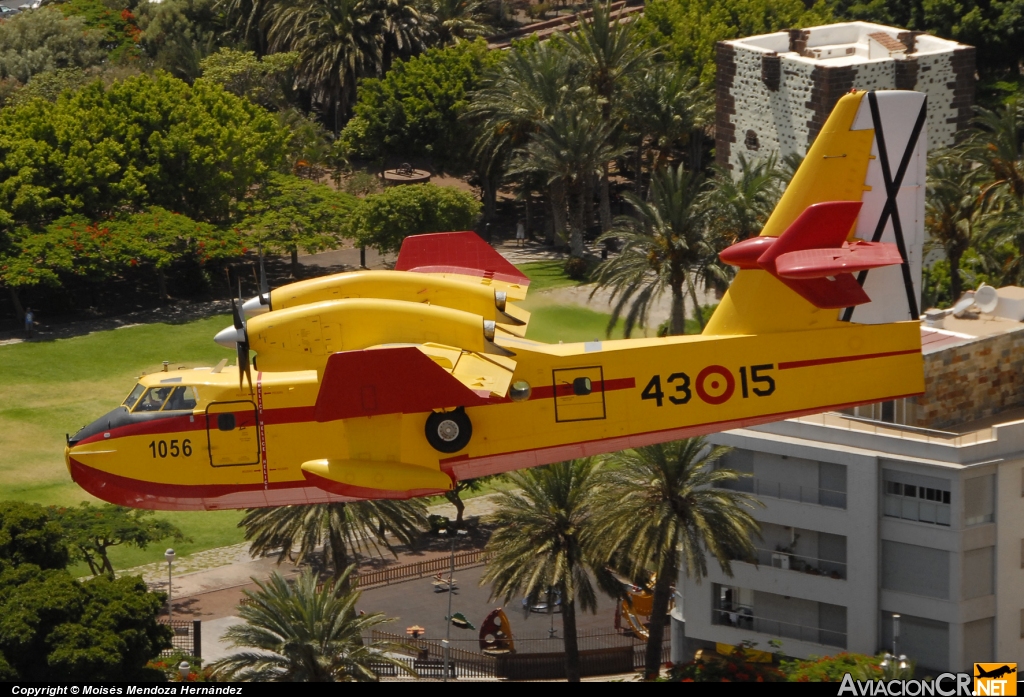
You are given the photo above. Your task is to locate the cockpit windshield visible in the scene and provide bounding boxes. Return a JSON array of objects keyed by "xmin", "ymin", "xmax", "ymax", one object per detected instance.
[
  {"xmin": 164, "ymin": 386, "xmax": 198, "ymax": 411},
  {"xmin": 122, "ymin": 384, "xmax": 146, "ymax": 410},
  {"xmin": 133, "ymin": 387, "xmax": 173, "ymax": 412}
]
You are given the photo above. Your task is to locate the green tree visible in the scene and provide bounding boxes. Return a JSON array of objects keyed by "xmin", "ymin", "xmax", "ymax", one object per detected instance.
[
  {"xmin": 346, "ymin": 183, "xmax": 481, "ymax": 254},
  {"xmin": 53, "ymin": 503, "xmax": 189, "ymax": 578},
  {"xmin": 482, "ymin": 460, "xmax": 602, "ymax": 683},
  {"xmin": 339, "ymin": 39, "xmax": 497, "ymax": 169},
  {"xmin": 209, "ymin": 568, "xmax": 410, "ymax": 681},
  {"xmin": 591, "ymin": 438, "xmax": 760, "ymax": 679},
  {"xmin": 241, "ymin": 500, "xmax": 426, "ymax": 583},
  {"xmin": 0, "ymin": 565, "xmax": 171, "ymax": 681},
  {"xmin": 137, "ymin": 0, "xmax": 228, "ymax": 81},
  {"xmin": 0, "ymin": 7, "xmax": 105, "ymax": 84},
  {"xmin": 0, "ymin": 501, "xmax": 171, "ymax": 681},
  {"xmin": 0, "ymin": 72, "xmax": 289, "ymax": 228},
  {"xmin": 0, "ymin": 501, "xmax": 69, "ymax": 571},
  {"xmin": 58, "ymin": 0, "xmax": 143, "ymax": 62},
  {"xmin": 199, "ymin": 48, "xmax": 300, "ymax": 110},
  {"xmin": 240, "ymin": 173, "xmax": 358, "ymax": 276},
  {"xmin": 640, "ymin": 0, "xmax": 832, "ymax": 84},
  {"xmin": 591, "ymin": 164, "xmax": 711, "ymax": 336}
]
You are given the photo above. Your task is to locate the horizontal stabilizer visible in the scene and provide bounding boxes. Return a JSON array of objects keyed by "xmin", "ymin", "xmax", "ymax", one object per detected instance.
[
  {"xmin": 775, "ymin": 241, "xmax": 904, "ymax": 279},
  {"xmin": 396, "ymin": 232, "xmax": 530, "ymax": 286},
  {"xmin": 301, "ymin": 459, "xmax": 453, "ymax": 499},
  {"xmin": 719, "ymin": 200, "xmax": 903, "ymax": 310},
  {"xmin": 315, "ymin": 347, "xmax": 489, "ymax": 422}
]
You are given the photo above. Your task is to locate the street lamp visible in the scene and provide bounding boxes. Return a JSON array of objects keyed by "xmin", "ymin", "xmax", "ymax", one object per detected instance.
[
  {"xmin": 442, "ymin": 528, "xmax": 467, "ymax": 683},
  {"xmin": 165, "ymin": 548, "xmax": 176, "ymax": 623},
  {"xmin": 892, "ymin": 614, "xmax": 900, "ymax": 656},
  {"xmin": 178, "ymin": 661, "xmax": 191, "ymax": 682}
]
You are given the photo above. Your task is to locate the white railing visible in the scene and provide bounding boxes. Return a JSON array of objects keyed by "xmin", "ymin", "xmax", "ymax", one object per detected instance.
[
  {"xmin": 712, "ymin": 607, "xmax": 846, "ymax": 649},
  {"xmin": 739, "ymin": 547, "xmax": 846, "ymax": 579},
  {"xmin": 724, "ymin": 477, "xmax": 847, "ymax": 509}
]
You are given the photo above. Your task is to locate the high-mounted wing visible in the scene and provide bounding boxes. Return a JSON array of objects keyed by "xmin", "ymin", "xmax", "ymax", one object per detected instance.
[
  {"xmin": 396, "ymin": 231, "xmax": 532, "ymax": 302},
  {"xmin": 313, "ymin": 345, "xmax": 514, "ymax": 422}
]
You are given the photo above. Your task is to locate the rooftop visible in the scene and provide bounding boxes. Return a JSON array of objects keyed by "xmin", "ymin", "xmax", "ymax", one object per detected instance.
[{"xmin": 727, "ymin": 21, "xmax": 967, "ymax": 67}]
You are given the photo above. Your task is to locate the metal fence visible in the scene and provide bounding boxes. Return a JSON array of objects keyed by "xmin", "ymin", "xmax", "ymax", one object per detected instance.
[
  {"xmin": 744, "ymin": 547, "xmax": 846, "ymax": 579},
  {"xmin": 371, "ymin": 628, "xmax": 670, "ymax": 680},
  {"xmin": 725, "ymin": 477, "xmax": 847, "ymax": 509},
  {"xmin": 356, "ymin": 550, "xmax": 489, "ymax": 589},
  {"xmin": 160, "ymin": 619, "xmax": 202, "ymax": 658},
  {"xmin": 712, "ymin": 608, "xmax": 846, "ymax": 649}
]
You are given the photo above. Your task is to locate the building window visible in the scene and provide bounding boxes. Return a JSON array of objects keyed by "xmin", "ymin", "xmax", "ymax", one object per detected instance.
[
  {"xmin": 881, "ymin": 540, "xmax": 950, "ymax": 599},
  {"xmin": 963, "ymin": 547, "xmax": 994, "ymax": 599},
  {"xmin": 965, "ymin": 475, "xmax": 995, "ymax": 527},
  {"xmin": 712, "ymin": 584, "xmax": 846, "ymax": 648},
  {"xmin": 883, "ymin": 470, "xmax": 951, "ymax": 526},
  {"xmin": 881, "ymin": 612, "xmax": 949, "ymax": 672}
]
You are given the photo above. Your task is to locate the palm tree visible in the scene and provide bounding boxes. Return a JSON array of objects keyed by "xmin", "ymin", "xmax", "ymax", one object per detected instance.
[
  {"xmin": 466, "ymin": 41, "xmax": 586, "ymax": 225},
  {"xmin": 510, "ymin": 104, "xmax": 623, "ymax": 256},
  {"xmin": 591, "ymin": 163, "xmax": 711, "ymax": 336},
  {"xmin": 241, "ymin": 500, "xmax": 426, "ymax": 583},
  {"xmin": 592, "ymin": 438, "xmax": 761, "ymax": 679},
  {"xmin": 267, "ymin": 0, "xmax": 384, "ymax": 133},
  {"xmin": 925, "ymin": 154, "xmax": 996, "ymax": 300},
  {"xmin": 482, "ymin": 460, "xmax": 602, "ymax": 683},
  {"xmin": 564, "ymin": 2, "xmax": 656, "ymax": 231},
  {"xmin": 426, "ymin": 0, "xmax": 490, "ymax": 44},
  {"xmin": 626, "ymin": 64, "xmax": 710, "ymax": 197},
  {"xmin": 701, "ymin": 153, "xmax": 784, "ymax": 243},
  {"xmin": 378, "ymin": 0, "xmax": 431, "ymax": 71},
  {"xmin": 209, "ymin": 567, "xmax": 411, "ymax": 681}
]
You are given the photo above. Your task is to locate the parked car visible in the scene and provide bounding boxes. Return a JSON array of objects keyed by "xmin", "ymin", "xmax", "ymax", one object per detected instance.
[{"xmin": 0, "ymin": 4, "xmax": 21, "ymax": 16}]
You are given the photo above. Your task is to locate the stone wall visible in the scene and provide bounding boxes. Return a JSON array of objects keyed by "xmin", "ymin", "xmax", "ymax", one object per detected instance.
[{"xmin": 911, "ymin": 330, "xmax": 1024, "ymax": 430}]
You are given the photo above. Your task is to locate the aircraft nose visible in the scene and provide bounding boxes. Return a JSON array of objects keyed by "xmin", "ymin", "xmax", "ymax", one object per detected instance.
[
  {"xmin": 214, "ymin": 325, "xmax": 244, "ymax": 349},
  {"xmin": 242, "ymin": 295, "xmax": 268, "ymax": 317}
]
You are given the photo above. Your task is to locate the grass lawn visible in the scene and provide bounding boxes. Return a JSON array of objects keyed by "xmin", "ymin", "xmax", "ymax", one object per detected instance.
[
  {"xmin": 524, "ymin": 304, "xmax": 624, "ymax": 343},
  {"xmin": 0, "ymin": 316, "xmax": 248, "ymax": 573},
  {"xmin": 516, "ymin": 260, "xmax": 581, "ymax": 292}
]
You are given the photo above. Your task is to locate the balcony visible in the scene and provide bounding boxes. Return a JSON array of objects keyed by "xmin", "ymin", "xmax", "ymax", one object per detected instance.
[
  {"xmin": 723, "ymin": 477, "xmax": 847, "ymax": 509},
  {"xmin": 740, "ymin": 547, "xmax": 846, "ymax": 580},
  {"xmin": 712, "ymin": 606, "xmax": 847, "ymax": 649}
]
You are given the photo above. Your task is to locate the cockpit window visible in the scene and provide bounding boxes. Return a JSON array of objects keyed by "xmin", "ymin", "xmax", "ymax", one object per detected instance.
[
  {"xmin": 133, "ymin": 387, "xmax": 172, "ymax": 412},
  {"xmin": 164, "ymin": 386, "xmax": 198, "ymax": 411},
  {"xmin": 123, "ymin": 384, "xmax": 147, "ymax": 410}
]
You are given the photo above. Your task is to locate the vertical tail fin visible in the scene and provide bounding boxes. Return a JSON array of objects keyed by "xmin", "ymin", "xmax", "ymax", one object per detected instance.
[{"xmin": 705, "ymin": 90, "xmax": 926, "ymax": 336}]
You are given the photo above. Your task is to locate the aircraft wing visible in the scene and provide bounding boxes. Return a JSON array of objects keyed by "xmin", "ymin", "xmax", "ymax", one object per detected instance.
[
  {"xmin": 313, "ymin": 345, "xmax": 515, "ymax": 423},
  {"xmin": 395, "ymin": 231, "xmax": 532, "ymax": 302}
]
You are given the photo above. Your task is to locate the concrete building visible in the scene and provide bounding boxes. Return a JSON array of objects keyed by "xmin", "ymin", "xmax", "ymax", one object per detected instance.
[
  {"xmin": 715, "ymin": 22, "xmax": 975, "ymax": 172},
  {"xmin": 671, "ymin": 289, "xmax": 1024, "ymax": 672}
]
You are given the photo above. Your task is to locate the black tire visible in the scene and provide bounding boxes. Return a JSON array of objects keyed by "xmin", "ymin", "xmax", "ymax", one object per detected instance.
[{"xmin": 425, "ymin": 408, "xmax": 472, "ymax": 454}]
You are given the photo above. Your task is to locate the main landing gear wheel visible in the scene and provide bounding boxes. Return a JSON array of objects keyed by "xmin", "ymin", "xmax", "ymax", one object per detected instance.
[{"xmin": 426, "ymin": 407, "xmax": 472, "ymax": 454}]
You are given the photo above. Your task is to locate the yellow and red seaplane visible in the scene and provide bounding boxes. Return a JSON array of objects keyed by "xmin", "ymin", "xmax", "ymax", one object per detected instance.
[{"xmin": 66, "ymin": 90, "xmax": 928, "ymax": 510}]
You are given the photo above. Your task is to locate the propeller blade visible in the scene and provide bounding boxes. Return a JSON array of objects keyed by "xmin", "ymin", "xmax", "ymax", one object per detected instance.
[
  {"xmin": 237, "ymin": 341, "xmax": 252, "ymax": 392},
  {"xmin": 258, "ymin": 243, "xmax": 270, "ymax": 306}
]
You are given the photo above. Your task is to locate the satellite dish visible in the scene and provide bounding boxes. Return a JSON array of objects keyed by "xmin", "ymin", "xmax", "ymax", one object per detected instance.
[
  {"xmin": 951, "ymin": 295, "xmax": 975, "ymax": 317},
  {"xmin": 975, "ymin": 284, "xmax": 999, "ymax": 314}
]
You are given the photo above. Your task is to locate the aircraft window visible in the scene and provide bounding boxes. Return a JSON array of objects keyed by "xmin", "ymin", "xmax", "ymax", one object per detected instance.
[
  {"xmin": 572, "ymin": 377, "xmax": 592, "ymax": 396},
  {"xmin": 509, "ymin": 380, "xmax": 532, "ymax": 402},
  {"xmin": 134, "ymin": 387, "xmax": 172, "ymax": 412},
  {"xmin": 164, "ymin": 386, "xmax": 198, "ymax": 411},
  {"xmin": 122, "ymin": 384, "xmax": 146, "ymax": 410},
  {"xmin": 218, "ymin": 413, "xmax": 236, "ymax": 431}
]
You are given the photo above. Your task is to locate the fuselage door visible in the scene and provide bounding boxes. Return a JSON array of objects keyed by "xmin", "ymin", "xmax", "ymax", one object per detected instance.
[
  {"xmin": 206, "ymin": 401, "xmax": 260, "ymax": 466},
  {"xmin": 552, "ymin": 366, "xmax": 606, "ymax": 422}
]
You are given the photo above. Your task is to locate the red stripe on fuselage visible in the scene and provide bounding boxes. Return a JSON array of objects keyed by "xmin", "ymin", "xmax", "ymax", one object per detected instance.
[{"xmin": 777, "ymin": 349, "xmax": 919, "ymax": 370}]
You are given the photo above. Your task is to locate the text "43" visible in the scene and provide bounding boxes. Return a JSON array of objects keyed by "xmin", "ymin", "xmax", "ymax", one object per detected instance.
[{"xmin": 641, "ymin": 364, "xmax": 776, "ymax": 407}]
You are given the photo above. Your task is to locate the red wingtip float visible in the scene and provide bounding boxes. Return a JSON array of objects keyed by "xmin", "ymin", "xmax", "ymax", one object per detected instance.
[{"xmin": 719, "ymin": 201, "xmax": 904, "ymax": 309}]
